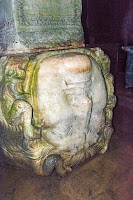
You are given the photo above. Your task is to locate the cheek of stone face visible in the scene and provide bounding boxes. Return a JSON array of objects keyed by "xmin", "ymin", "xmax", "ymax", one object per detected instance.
[{"xmin": 85, "ymin": 112, "xmax": 105, "ymax": 146}]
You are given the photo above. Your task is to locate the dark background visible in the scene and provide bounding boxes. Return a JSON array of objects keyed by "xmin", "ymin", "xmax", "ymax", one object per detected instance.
[
  {"xmin": 82, "ymin": 0, "xmax": 133, "ymax": 45},
  {"xmin": 82, "ymin": 0, "xmax": 133, "ymax": 110}
]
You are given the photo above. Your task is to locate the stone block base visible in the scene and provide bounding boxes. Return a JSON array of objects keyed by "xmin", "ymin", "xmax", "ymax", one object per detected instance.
[{"xmin": 0, "ymin": 48, "xmax": 116, "ymax": 176}]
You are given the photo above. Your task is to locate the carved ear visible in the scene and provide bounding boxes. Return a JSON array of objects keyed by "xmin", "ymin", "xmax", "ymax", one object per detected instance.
[{"xmin": 0, "ymin": 56, "xmax": 8, "ymax": 82}]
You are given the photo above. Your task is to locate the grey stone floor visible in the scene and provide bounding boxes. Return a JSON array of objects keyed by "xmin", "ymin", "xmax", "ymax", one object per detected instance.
[{"xmin": 0, "ymin": 105, "xmax": 133, "ymax": 200}]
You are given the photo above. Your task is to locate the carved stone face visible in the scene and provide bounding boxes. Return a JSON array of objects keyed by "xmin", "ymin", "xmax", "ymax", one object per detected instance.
[
  {"xmin": 31, "ymin": 53, "xmax": 105, "ymax": 154},
  {"xmin": 29, "ymin": 53, "xmax": 90, "ymax": 152},
  {"xmin": 0, "ymin": 49, "xmax": 115, "ymax": 176}
]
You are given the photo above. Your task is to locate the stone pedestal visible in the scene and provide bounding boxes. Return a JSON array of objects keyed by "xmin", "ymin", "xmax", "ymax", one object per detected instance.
[{"xmin": 0, "ymin": 48, "xmax": 116, "ymax": 176}]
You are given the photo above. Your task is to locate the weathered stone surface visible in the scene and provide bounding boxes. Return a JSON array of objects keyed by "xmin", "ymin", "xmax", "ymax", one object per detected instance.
[
  {"xmin": 0, "ymin": 0, "xmax": 84, "ymax": 52},
  {"xmin": 0, "ymin": 48, "xmax": 116, "ymax": 176}
]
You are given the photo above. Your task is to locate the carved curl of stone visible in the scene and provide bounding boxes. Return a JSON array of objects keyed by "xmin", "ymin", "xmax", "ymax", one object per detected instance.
[{"xmin": 0, "ymin": 48, "xmax": 116, "ymax": 176}]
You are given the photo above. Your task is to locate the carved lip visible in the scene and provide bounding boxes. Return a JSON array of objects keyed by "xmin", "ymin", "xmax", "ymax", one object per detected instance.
[{"xmin": 0, "ymin": 43, "xmax": 85, "ymax": 56}]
